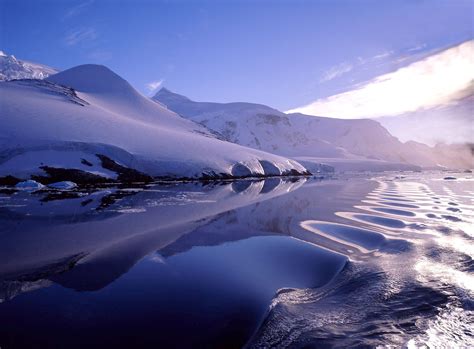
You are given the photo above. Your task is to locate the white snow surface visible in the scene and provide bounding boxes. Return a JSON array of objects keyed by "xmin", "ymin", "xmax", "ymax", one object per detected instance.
[
  {"xmin": 0, "ymin": 64, "xmax": 308, "ymax": 179},
  {"xmin": 154, "ymin": 89, "xmax": 474, "ymax": 170},
  {"xmin": 0, "ymin": 51, "xmax": 58, "ymax": 81}
]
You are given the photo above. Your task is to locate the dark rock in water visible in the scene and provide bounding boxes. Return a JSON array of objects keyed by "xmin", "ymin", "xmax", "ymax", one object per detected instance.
[
  {"xmin": 40, "ymin": 191, "xmax": 83, "ymax": 202},
  {"xmin": 443, "ymin": 176, "xmax": 457, "ymax": 180},
  {"xmin": 33, "ymin": 166, "xmax": 110, "ymax": 185},
  {"xmin": 81, "ymin": 158, "xmax": 93, "ymax": 167},
  {"xmin": 0, "ymin": 175, "xmax": 22, "ymax": 186},
  {"xmin": 98, "ymin": 190, "xmax": 138, "ymax": 210},
  {"xmin": 81, "ymin": 198, "xmax": 93, "ymax": 207},
  {"xmin": 96, "ymin": 154, "xmax": 153, "ymax": 183}
]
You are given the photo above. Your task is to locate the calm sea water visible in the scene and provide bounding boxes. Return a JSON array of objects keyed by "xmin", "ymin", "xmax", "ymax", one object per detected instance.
[{"xmin": 0, "ymin": 173, "xmax": 472, "ymax": 348}]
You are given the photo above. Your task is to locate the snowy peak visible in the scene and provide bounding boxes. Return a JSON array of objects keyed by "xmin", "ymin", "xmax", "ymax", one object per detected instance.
[
  {"xmin": 47, "ymin": 64, "xmax": 134, "ymax": 95},
  {"xmin": 153, "ymin": 88, "xmax": 283, "ymax": 119},
  {"xmin": 153, "ymin": 87, "xmax": 192, "ymax": 104},
  {"xmin": 0, "ymin": 50, "xmax": 58, "ymax": 81}
]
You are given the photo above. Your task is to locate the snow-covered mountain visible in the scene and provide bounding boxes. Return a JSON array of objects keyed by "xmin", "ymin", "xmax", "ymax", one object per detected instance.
[
  {"xmin": 0, "ymin": 51, "xmax": 58, "ymax": 81},
  {"xmin": 0, "ymin": 64, "xmax": 310, "ymax": 183},
  {"xmin": 154, "ymin": 88, "xmax": 473, "ymax": 170}
]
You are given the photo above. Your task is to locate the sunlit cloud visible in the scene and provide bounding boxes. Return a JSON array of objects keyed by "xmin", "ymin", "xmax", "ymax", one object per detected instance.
[
  {"xmin": 146, "ymin": 79, "xmax": 165, "ymax": 94},
  {"xmin": 287, "ymin": 40, "xmax": 474, "ymax": 119},
  {"xmin": 64, "ymin": 27, "xmax": 97, "ymax": 46}
]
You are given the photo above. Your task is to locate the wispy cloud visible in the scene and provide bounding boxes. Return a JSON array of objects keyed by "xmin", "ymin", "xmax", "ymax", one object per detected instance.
[
  {"xmin": 372, "ymin": 50, "xmax": 393, "ymax": 60},
  {"xmin": 62, "ymin": 0, "xmax": 94, "ymax": 20},
  {"xmin": 64, "ymin": 27, "xmax": 97, "ymax": 46},
  {"xmin": 146, "ymin": 79, "xmax": 165, "ymax": 94},
  {"xmin": 287, "ymin": 40, "xmax": 474, "ymax": 119},
  {"xmin": 407, "ymin": 43, "xmax": 427, "ymax": 52},
  {"xmin": 319, "ymin": 49, "xmax": 395, "ymax": 83},
  {"xmin": 320, "ymin": 62, "xmax": 353, "ymax": 83}
]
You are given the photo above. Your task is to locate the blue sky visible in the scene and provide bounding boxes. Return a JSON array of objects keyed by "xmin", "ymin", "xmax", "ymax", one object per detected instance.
[{"xmin": 0, "ymin": 0, "xmax": 472, "ymax": 111}]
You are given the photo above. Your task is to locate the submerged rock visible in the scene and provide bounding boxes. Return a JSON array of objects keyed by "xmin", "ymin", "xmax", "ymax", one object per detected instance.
[
  {"xmin": 443, "ymin": 176, "xmax": 457, "ymax": 180},
  {"xmin": 15, "ymin": 180, "xmax": 44, "ymax": 191},
  {"xmin": 0, "ymin": 175, "xmax": 22, "ymax": 186}
]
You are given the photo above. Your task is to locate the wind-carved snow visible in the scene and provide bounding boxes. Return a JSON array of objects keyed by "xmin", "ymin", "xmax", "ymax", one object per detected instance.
[
  {"xmin": 153, "ymin": 88, "xmax": 474, "ymax": 171},
  {"xmin": 0, "ymin": 64, "xmax": 309, "ymax": 181},
  {"xmin": 0, "ymin": 51, "xmax": 58, "ymax": 81}
]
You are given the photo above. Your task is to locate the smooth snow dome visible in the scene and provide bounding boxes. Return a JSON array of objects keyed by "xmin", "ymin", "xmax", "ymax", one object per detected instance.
[
  {"xmin": 47, "ymin": 64, "xmax": 135, "ymax": 95},
  {"xmin": 0, "ymin": 64, "xmax": 308, "ymax": 179}
]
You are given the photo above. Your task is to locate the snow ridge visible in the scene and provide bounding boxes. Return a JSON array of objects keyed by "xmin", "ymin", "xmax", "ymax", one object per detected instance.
[
  {"xmin": 153, "ymin": 88, "xmax": 473, "ymax": 170},
  {"xmin": 0, "ymin": 51, "xmax": 58, "ymax": 81}
]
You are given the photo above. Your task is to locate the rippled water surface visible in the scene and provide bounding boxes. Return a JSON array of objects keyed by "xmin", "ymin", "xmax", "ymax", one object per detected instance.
[{"xmin": 0, "ymin": 173, "xmax": 473, "ymax": 348}]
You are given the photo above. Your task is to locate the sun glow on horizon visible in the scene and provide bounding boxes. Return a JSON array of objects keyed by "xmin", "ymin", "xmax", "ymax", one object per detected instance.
[{"xmin": 286, "ymin": 40, "xmax": 474, "ymax": 119}]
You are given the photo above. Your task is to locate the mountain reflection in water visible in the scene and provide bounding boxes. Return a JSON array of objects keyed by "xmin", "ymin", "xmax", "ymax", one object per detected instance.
[{"xmin": 0, "ymin": 174, "xmax": 472, "ymax": 348}]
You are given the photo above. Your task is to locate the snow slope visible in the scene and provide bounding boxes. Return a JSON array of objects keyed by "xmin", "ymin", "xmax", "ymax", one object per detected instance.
[
  {"xmin": 0, "ymin": 65, "xmax": 309, "ymax": 181},
  {"xmin": 0, "ymin": 51, "xmax": 58, "ymax": 81},
  {"xmin": 154, "ymin": 88, "xmax": 473, "ymax": 170}
]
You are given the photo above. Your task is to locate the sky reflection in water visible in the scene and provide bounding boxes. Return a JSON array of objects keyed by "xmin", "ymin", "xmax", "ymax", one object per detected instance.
[{"xmin": 0, "ymin": 173, "xmax": 472, "ymax": 348}]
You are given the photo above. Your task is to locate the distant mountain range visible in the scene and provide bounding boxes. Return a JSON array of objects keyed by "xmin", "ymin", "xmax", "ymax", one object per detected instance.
[
  {"xmin": 0, "ymin": 51, "xmax": 58, "ymax": 81},
  {"xmin": 154, "ymin": 88, "xmax": 473, "ymax": 170},
  {"xmin": 0, "ymin": 52, "xmax": 472, "ymax": 185}
]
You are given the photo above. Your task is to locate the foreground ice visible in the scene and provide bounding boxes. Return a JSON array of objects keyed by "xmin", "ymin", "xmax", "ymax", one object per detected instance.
[{"xmin": 14, "ymin": 180, "xmax": 44, "ymax": 191}]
